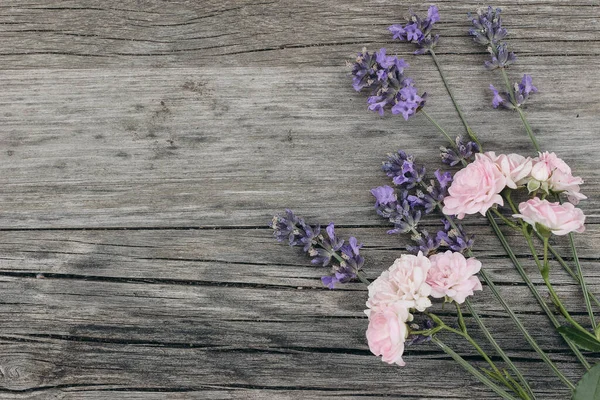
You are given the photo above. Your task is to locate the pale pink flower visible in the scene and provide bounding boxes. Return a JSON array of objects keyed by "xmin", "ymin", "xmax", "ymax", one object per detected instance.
[
  {"xmin": 442, "ymin": 154, "xmax": 506, "ymax": 219},
  {"xmin": 482, "ymin": 151, "xmax": 532, "ymax": 189},
  {"xmin": 513, "ymin": 197, "xmax": 586, "ymax": 236},
  {"xmin": 529, "ymin": 152, "xmax": 586, "ymax": 204},
  {"xmin": 366, "ymin": 252, "xmax": 432, "ymax": 313},
  {"xmin": 427, "ymin": 251, "xmax": 483, "ymax": 304},
  {"xmin": 366, "ymin": 302, "xmax": 411, "ymax": 366}
]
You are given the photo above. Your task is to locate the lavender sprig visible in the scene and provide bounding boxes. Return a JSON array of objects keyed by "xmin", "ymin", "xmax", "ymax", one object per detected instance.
[
  {"xmin": 372, "ymin": 151, "xmax": 472, "ymax": 256},
  {"xmin": 389, "ymin": 5, "xmax": 440, "ymax": 55},
  {"xmin": 469, "ymin": 7, "xmax": 515, "ymax": 69},
  {"xmin": 271, "ymin": 210, "xmax": 365, "ymax": 289},
  {"xmin": 437, "ymin": 217, "xmax": 475, "ymax": 253},
  {"xmin": 351, "ymin": 48, "xmax": 426, "ymax": 119},
  {"xmin": 469, "ymin": 7, "xmax": 539, "ymax": 124},
  {"xmin": 382, "ymin": 150, "xmax": 426, "ymax": 189},
  {"xmin": 441, "ymin": 137, "xmax": 481, "ymax": 166},
  {"xmin": 490, "ymin": 74, "xmax": 538, "ymax": 109}
]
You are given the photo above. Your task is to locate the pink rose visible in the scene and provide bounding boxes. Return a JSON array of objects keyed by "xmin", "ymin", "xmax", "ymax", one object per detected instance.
[
  {"xmin": 366, "ymin": 252, "xmax": 432, "ymax": 313},
  {"xmin": 529, "ymin": 152, "xmax": 586, "ymax": 204},
  {"xmin": 513, "ymin": 197, "xmax": 586, "ymax": 236},
  {"xmin": 482, "ymin": 151, "xmax": 532, "ymax": 189},
  {"xmin": 442, "ymin": 154, "xmax": 506, "ymax": 219},
  {"xmin": 366, "ymin": 302, "xmax": 410, "ymax": 366},
  {"xmin": 427, "ymin": 251, "xmax": 482, "ymax": 304}
]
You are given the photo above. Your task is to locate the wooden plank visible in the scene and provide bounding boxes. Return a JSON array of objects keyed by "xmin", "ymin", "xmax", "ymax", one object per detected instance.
[
  {"xmin": 0, "ymin": 337, "xmax": 582, "ymax": 398},
  {"xmin": 0, "ymin": 228, "xmax": 599, "ymax": 286},
  {"xmin": 1, "ymin": 63, "xmax": 599, "ymax": 228},
  {"xmin": 0, "ymin": 0, "xmax": 598, "ymax": 69}
]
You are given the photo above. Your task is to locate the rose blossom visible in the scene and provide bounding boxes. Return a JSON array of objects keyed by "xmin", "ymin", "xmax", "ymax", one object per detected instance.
[
  {"xmin": 481, "ymin": 151, "xmax": 532, "ymax": 189},
  {"xmin": 528, "ymin": 152, "xmax": 586, "ymax": 204},
  {"xmin": 366, "ymin": 251, "xmax": 432, "ymax": 313},
  {"xmin": 442, "ymin": 154, "xmax": 506, "ymax": 219},
  {"xmin": 513, "ymin": 197, "xmax": 586, "ymax": 236},
  {"xmin": 427, "ymin": 251, "xmax": 483, "ymax": 304},
  {"xmin": 366, "ymin": 302, "xmax": 411, "ymax": 366}
]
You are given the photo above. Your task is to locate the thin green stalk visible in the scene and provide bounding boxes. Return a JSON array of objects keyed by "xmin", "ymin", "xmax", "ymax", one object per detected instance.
[
  {"xmin": 465, "ymin": 299, "xmax": 537, "ymax": 399},
  {"xmin": 499, "ymin": 68, "xmax": 540, "ymax": 153},
  {"xmin": 420, "ymin": 109, "xmax": 456, "ymax": 146},
  {"xmin": 432, "ymin": 337, "xmax": 519, "ymax": 400},
  {"xmin": 489, "ymin": 214, "xmax": 590, "ymax": 371},
  {"xmin": 532, "ymin": 234, "xmax": 591, "ymax": 337},
  {"xmin": 510, "ymin": 86, "xmax": 595, "ymax": 327},
  {"xmin": 452, "ymin": 304, "xmax": 529, "ymax": 399},
  {"xmin": 429, "ymin": 49, "xmax": 481, "ymax": 146},
  {"xmin": 421, "ymin": 109, "xmax": 578, "ymax": 385},
  {"xmin": 516, "ymin": 108, "xmax": 540, "ymax": 153},
  {"xmin": 505, "ymin": 195, "xmax": 595, "ymax": 344},
  {"xmin": 490, "ymin": 208, "xmax": 520, "ymax": 230},
  {"xmin": 567, "ymin": 222, "xmax": 597, "ymax": 331},
  {"xmin": 356, "ymin": 271, "xmax": 370, "ymax": 286},
  {"xmin": 441, "ymin": 212, "xmax": 579, "ymax": 385},
  {"xmin": 544, "ymin": 236, "xmax": 600, "ymax": 309}
]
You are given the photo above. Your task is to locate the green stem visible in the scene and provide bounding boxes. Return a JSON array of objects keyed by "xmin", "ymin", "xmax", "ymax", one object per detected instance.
[
  {"xmin": 509, "ymin": 84, "xmax": 594, "ymax": 326},
  {"xmin": 429, "ymin": 49, "xmax": 481, "ymax": 146},
  {"xmin": 451, "ymin": 304, "xmax": 527, "ymax": 397},
  {"xmin": 489, "ymin": 212, "xmax": 590, "ymax": 371},
  {"xmin": 533, "ymin": 234, "xmax": 591, "ymax": 337},
  {"xmin": 420, "ymin": 109, "xmax": 456, "ymax": 147},
  {"xmin": 465, "ymin": 299, "xmax": 537, "ymax": 399},
  {"xmin": 565, "ymin": 218, "xmax": 597, "ymax": 330},
  {"xmin": 420, "ymin": 103, "xmax": 576, "ymax": 386},
  {"xmin": 544, "ymin": 237, "xmax": 600, "ymax": 309},
  {"xmin": 442, "ymin": 213, "xmax": 579, "ymax": 385},
  {"xmin": 490, "ymin": 208, "xmax": 520, "ymax": 230},
  {"xmin": 432, "ymin": 337, "xmax": 519, "ymax": 400},
  {"xmin": 356, "ymin": 271, "xmax": 370, "ymax": 286},
  {"xmin": 499, "ymin": 68, "xmax": 541, "ymax": 153},
  {"xmin": 516, "ymin": 107, "xmax": 541, "ymax": 153}
]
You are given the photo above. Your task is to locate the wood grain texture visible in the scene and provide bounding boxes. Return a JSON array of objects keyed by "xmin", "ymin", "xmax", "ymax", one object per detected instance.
[{"xmin": 1, "ymin": 0, "xmax": 599, "ymax": 399}]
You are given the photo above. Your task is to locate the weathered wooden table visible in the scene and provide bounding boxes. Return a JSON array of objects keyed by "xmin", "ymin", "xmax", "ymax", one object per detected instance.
[{"xmin": 1, "ymin": 1, "xmax": 599, "ymax": 399}]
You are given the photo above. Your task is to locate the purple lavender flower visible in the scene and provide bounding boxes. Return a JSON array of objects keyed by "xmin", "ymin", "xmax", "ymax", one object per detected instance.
[
  {"xmin": 389, "ymin": 5, "xmax": 440, "ymax": 54},
  {"xmin": 381, "ymin": 150, "xmax": 426, "ymax": 189},
  {"xmin": 489, "ymin": 75, "xmax": 537, "ymax": 109},
  {"xmin": 370, "ymin": 187, "xmax": 422, "ymax": 235},
  {"xmin": 321, "ymin": 236, "xmax": 364, "ymax": 289},
  {"xmin": 513, "ymin": 74, "xmax": 538, "ymax": 106},
  {"xmin": 407, "ymin": 318, "xmax": 435, "ymax": 346},
  {"xmin": 407, "ymin": 230, "xmax": 441, "ymax": 256},
  {"xmin": 371, "ymin": 185, "xmax": 397, "ymax": 208},
  {"xmin": 490, "ymin": 84, "xmax": 507, "ymax": 109},
  {"xmin": 469, "ymin": 7, "xmax": 508, "ymax": 47},
  {"xmin": 351, "ymin": 48, "xmax": 426, "ymax": 119},
  {"xmin": 469, "ymin": 7, "xmax": 516, "ymax": 69},
  {"xmin": 485, "ymin": 43, "xmax": 516, "ymax": 70},
  {"xmin": 434, "ymin": 169, "xmax": 453, "ymax": 190},
  {"xmin": 440, "ymin": 137, "xmax": 481, "ymax": 166},
  {"xmin": 406, "ymin": 169, "xmax": 452, "ymax": 214},
  {"xmin": 272, "ymin": 211, "xmax": 365, "ymax": 289},
  {"xmin": 437, "ymin": 217, "xmax": 475, "ymax": 253},
  {"xmin": 311, "ymin": 223, "xmax": 344, "ymax": 266}
]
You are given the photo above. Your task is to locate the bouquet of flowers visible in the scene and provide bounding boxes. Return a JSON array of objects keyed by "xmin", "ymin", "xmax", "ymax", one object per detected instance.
[{"xmin": 272, "ymin": 6, "xmax": 598, "ymax": 399}]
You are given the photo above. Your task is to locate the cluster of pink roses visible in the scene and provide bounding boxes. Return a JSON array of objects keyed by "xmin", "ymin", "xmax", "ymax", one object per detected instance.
[
  {"xmin": 365, "ymin": 251, "xmax": 482, "ymax": 366},
  {"xmin": 442, "ymin": 151, "xmax": 586, "ymax": 235}
]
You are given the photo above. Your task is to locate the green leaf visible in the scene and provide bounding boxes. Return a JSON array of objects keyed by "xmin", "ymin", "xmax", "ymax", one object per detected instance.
[
  {"xmin": 573, "ymin": 362, "xmax": 600, "ymax": 400},
  {"xmin": 558, "ymin": 326, "xmax": 600, "ymax": 352},
  {"xmin": 594, "ymin": 325, "xmax": 600, "ymax": 341}
]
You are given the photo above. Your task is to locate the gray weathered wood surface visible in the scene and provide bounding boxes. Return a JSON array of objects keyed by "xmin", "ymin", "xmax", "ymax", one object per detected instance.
[{"xmin": 1, "ymin": 1, "xmax": 599, "ymax": 399}]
